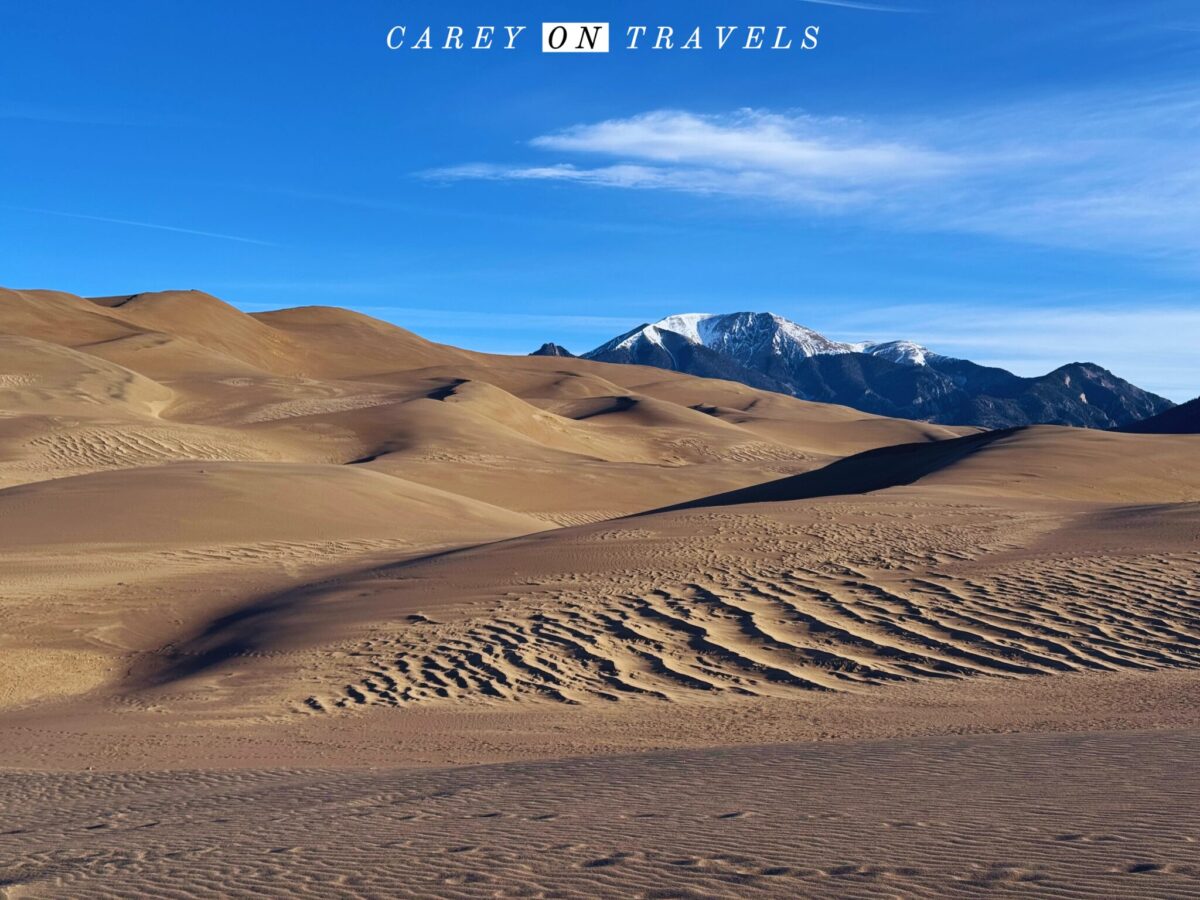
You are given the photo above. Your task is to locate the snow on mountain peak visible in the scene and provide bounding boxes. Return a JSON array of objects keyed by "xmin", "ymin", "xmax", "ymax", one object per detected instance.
[
  {"xmin": 650, "ymin": 311, "xmax": 854, "ymax": 360},
  {"xmin": 605, "ymin": 312, "xmax": 940, "ymax": 368},
  {"xmin": 653, "ymin": 313, "xmax": 715, "ymax": 345},
  {"xmin": 614, "ymin": 323, "xmax": 666, "ymax": 351},
  {"xmin": 858, "ymin": 340, "xmax": 938, "ymax": 367}
]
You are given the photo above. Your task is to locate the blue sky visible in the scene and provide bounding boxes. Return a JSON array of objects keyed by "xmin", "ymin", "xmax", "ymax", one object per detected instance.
[{"xmin": 1, "ymin": 1, "xmax": 1198, "ymax": 399}]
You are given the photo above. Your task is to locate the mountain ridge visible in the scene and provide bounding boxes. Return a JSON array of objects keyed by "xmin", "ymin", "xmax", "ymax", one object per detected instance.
[
  {"xmin": 1117, "ymin": 395, "xmax": 1200, "ymax": 434},
  {"xmin": 581, "ymin": 311, "xmax": 1172, "ymax": 429}
]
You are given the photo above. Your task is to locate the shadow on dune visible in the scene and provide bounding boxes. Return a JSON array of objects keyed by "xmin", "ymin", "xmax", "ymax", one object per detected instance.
[
  {"xmin": 128, "ymin": 543, "xmax": 492, "ymax": 689},
  {"xmin": 128, "ymin": 590, "xmax": 304, "ymax": 688},
  {"xmin": 134, "ymin": 429, "xmax": 1018, "ymax": 689},
  {"xmin": 646, "ymin": 427, "xmax": 1020, "ymax": 514},
  {"xmin": 569, "ymin": 395, "xmax": 638, "ymax": 420}
]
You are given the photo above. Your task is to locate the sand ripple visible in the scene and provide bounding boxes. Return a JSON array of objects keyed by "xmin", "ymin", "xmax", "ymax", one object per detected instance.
[
  {"xmin": 319, "ymin": 543, "xmax": 1200, "ymax": 709},
  {"xmin": 2, "ymin": 729, "xmax": 1198, "ymax": 898}
]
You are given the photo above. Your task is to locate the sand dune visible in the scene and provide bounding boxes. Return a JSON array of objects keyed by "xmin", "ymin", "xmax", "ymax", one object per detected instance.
[
  {"xmin": 0, "ymin": 287, "xmax": 948, "ymax": 500},
  {"xmin": 87, "ymin": 419, "xmax": 1191, "ymax": 715},
  {"xmin": 252, "ymin": 490, "xmax": 1198, "ymax": 712},
  {"xmin": 0, "ymin": 335, "xmax": 173, "ymax": 417},
  {"xmin": 661, "ymin": 425, "xmax": 1200, "ymax": 510},
  {"xmin": 2, "ymin": 287, "xmax": 1198, "ymax": 898},
  {"xmin": 1, "ymin": 287, "xmax": 974, "ymax": 714},
  {"xmin": 0, "ymin": 461, "xmax": 543, "ymax": 548},
  {"xmin": 0, "ymin": 288, "xmax": 143, "ymax": 346}
]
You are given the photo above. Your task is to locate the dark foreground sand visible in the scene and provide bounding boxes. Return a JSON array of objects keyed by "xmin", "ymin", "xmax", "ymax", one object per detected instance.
[{"xmin": 4, "ymin": 728, "xmax": 1199, "ymax": 899}]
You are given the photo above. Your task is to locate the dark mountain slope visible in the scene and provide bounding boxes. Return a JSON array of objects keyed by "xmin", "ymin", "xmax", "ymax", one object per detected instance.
[{"xmin": 1117, "ymin": 395, "xmax": 1200, "ymax": 434}]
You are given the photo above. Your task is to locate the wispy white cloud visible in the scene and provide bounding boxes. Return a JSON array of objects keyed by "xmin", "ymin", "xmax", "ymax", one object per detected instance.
[
  {"xmin": 428, "ymin": 110, "xmax": 962, "ymax": 213},
  {"xmin": 433, "ymin": 160, "xmax": 882, "ymax": 209},
  {"xmin": 530, "ymin": 110, "xmax": 956, "ymax": 181},
  {"xmin": 796, "ymin": 0, "xmax": 922, "ymax": 12},
  {"xmin": 433, "ymin": 110, "xmax": 957, "ymax": 196},
  {"xmin": 428, "ymin": 90, "xmax": 1200, "ymax": 261},
  {"xmin": 5, "ymin": 206, "xmax": 276, "ymax": 246}
]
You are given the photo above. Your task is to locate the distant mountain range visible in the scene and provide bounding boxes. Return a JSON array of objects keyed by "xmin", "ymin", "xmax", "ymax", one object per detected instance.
[
  {"xmin": 534, "ymin": 312, "xmax": 1175, "ymax": 429},
  {"xmin": 1116, "ymin": 395, "xmax": 1200, "ymax": 434}
]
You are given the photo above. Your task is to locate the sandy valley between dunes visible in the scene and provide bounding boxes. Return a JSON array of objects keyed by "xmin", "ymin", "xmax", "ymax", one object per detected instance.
[{"xmin": 1, "ymin": 287, "xmax": 1198, "ymax": 898}]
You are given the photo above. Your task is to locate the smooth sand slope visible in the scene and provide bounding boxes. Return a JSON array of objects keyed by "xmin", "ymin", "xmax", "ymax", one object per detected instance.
[{"xmin": 1, "ymin": 287, "xmax": 1199, "ymax": 898}]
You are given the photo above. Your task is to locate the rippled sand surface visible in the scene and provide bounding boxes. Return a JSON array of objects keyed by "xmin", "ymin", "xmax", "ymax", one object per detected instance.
[{"xmin": 4, "ymin": 730, "xmax": 1199, "ymax": 899}]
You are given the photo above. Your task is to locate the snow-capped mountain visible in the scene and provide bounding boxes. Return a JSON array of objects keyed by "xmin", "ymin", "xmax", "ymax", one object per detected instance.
[
  {"xmin": 594, "ymin": 312, "xmax": 941, "ymax": 370},
  {"xmin": 653, "ymin": 312, "xmax": 854, "ymax": 360},
  {"xmin": 856, "ymin": 340, "xmax": 943, "ymax": 367},
  {"xmin": 581, "ymin": 311, "xmax": 1172, "ymax": 429}
]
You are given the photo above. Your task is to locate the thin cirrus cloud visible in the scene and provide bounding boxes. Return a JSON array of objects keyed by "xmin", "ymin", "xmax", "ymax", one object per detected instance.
[
  {"xmin": 6, "ymin": 206, "xmax": 276, "ymax": 247},
  {"xmin": 427, "ymin": 90, "xmax": 1200, "ymax": 261},
  {"xmin": 796, "ymin": 0, "xmax": 922, "ymax": 12}
]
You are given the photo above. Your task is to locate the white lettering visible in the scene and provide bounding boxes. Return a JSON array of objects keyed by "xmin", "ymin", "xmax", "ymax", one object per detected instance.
[
  {"xmin": 384, "ymin": 23, "xmax": 811, "ymax": 53},
  {"xmin": 411, "ymin": 27, "xmax": 433, "ymax": 50},
  {"xmin": 504, "ymin": 25, "xmax": 527, "ymax": 49}
]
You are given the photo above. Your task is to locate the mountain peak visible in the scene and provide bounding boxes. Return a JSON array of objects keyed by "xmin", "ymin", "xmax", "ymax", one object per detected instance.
[
  {"xmin": 652, "ymin": 313, "xmax": 715, "ymax": 344},
  {"xmin": 530, "ymin": 342, "xmax": 575, "ymax": 357},
  {"xmin": 646, "ymin": 311, "xmax": 853, "ymax": 361},
  {"xmin": 858, "ymin": 340, "xmax": 939, "ymax": 367}
]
